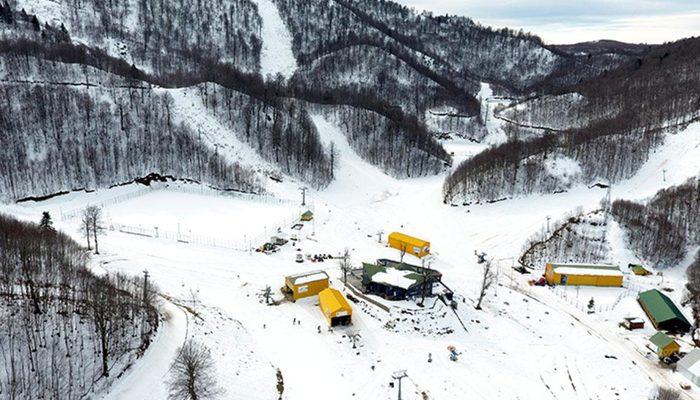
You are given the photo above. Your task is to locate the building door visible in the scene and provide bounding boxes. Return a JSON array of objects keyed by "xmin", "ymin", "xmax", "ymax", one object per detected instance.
[{"xmin": 561, "ymin": 275, "xmax": 568, "ymax": 285}]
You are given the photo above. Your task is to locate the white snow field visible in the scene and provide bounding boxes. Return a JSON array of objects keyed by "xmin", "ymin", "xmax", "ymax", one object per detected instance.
[
  {"xmin": 251, "ymin": 0, "xmax": 298, "ymax": 79},
  {"xmin": 3, "ymin": 113, "xmax": 700, "ymax": 399}
]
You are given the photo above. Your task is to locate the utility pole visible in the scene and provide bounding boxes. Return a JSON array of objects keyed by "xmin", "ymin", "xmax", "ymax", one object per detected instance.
[
  {"xmin": 546, "ymin": 216, "xmax": 551, "ymax": 234},
  {"xmin": 141, "ymin": 269, "xmax": 150, "ymax": 341},
  {"xmin": 377, "ymin": 230, "xmax": 384, "ymax": 243},
  {"xmin": 142, "ymin": 269, "xmax": 150, "ymax": 304},
  {"xmin": 663, "ymin": 169, "xmax": 667, "ymax": 182},
  {"xmin": 392, "ymin": 370, "xmax": 407, "ymax": 400},
  {"xmin": 299, "ymin": 187, "xmax": 307, "ymax": 206}
]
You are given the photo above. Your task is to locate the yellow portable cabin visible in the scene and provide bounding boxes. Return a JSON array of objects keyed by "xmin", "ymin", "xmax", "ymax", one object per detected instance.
[
  {"xmin": 649, "ymin": 331, "xmax": 680, "ymax": 357},
  {"xmin": 318, "ymin": 288, "xmax": 352, "ymax": 327},
  {"xmin": 285, "ymin": 270, "xmax": 329, "ymax": 301},
  {"xmin": 544, "ymin": 263, "xmax": 623, "ymax": 287},
  {"xmin": 300, "ymin": 210, "xmax": 314, "ymax": 221},
  {"xmin": 388, "ymin": 232, "xmax": 430, "ymax": 258}
]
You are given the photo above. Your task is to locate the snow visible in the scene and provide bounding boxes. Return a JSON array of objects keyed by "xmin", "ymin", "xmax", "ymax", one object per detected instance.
[
  {"xmin": 478, "ymin": 83, "xmax": 510, "ymax": 145},
  {"xmin": 291, "ymin": 271, "xmax": 329, "ymax": 285},
  {"xmin": 615, "ymin": 122, "xmax": 700, "ymax": 200},
  {"xmin": 159, "ymin": 87, "xmax": 275, "ymax": 172},
  {"xmin": 3, "ymin": 116, "xmax": 700, "ymax": 399},
  {"xmin": 545, "ymin": 155, "xmax": 582, "ymax": 184},
  {"xmin": 14, "ymin": 0, "xmax": 64, "ymax": 27},
  {"xmin": 371, "ymin": 268, "xmax": 417, "ymax": 290},
  {"xmin": 102, "ymin": 187, "xmax": 297, "ymax": 242},
  {"xmin": 689, "ymin": 364, "xmax": 700, "ymax": 380},
  {"xmin": 102, "ymin": 301, "xmax": 188, "ymax": 400},
  {"xmin": 251, "ymin": 0, "xmax": 298, "ymax": 79},
  {"xmin": 552, "ymin": 266, "xmax": 624, "ymax": 277}
]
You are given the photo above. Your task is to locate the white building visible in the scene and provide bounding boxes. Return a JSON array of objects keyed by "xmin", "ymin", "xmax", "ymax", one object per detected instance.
[{"xmin": 677, "ymin": 349, "xmax": 700, "ymax": 387}]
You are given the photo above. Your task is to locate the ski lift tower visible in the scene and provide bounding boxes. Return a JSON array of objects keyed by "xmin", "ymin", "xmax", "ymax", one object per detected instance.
[
  {"xmin": 299, "ymin": 186, "xmax": 308, "ymax": 206},
  {"xmin": 392, "ymin": 370, "xmax": 407, "ymax": 400}
]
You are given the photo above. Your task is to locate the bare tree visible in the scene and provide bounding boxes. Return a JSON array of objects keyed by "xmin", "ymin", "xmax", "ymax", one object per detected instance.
[
  {"xmin": 168, "ymin": 340, "xmax": 223, "ymax": 400},
  {"xmin": 685, "ymin": 250, "xmax": 700, "ymax": 345},
  {"xmin": 475, "ymin": 260, "xmax": 495, "ymax": 310},
  {"xmin": 85, "ymin": 205, "xmax": 105, "ymax": 254},
  {"xmin": 339, "ymin": 248, "xmax": 351, "ymax": 285},
  {"xmin": 399, "ymin": 243, "xmax": 407, "ymax": 263},
  {"xmin": 650, "ymin": 386, "xmax": 680, "ymax": 400},
  {"xmin": 329, "ymin": 141, "xmax": 338, "ymax": 179},
  {"xmin": 80, "ymin": 208, "xmax": 92, "ymax": 250}
]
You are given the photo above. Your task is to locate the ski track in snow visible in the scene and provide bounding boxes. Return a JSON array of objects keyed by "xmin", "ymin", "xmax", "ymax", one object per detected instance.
[
  {"xmin": 252, "ymin": 0, "xmax": 298, "ymax": 79},
  {"xmin": 103, "ymin": 301, "xmax": 188, "ymax": 400}
]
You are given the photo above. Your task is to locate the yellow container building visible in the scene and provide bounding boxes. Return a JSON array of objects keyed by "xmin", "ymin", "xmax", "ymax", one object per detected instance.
[
  {"xmin": 285, "ymin": 271, "xmax": 329, "ymax": 301},
  {"xmin": 388, "ymin": 232, "xmax": 430, "ymax": 258},
  {"xmin": 318, "ymin": 288, "xmax": 352, "ymax": 327},
  {"xmin": 544, "ymin": 263, "xmax": 623, "ymax": 287}
]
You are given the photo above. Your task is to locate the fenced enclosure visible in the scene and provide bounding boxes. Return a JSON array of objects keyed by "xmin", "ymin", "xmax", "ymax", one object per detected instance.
[{"xmin": 53, "ymin": 183, "xmax": 305, "ymax": 252}]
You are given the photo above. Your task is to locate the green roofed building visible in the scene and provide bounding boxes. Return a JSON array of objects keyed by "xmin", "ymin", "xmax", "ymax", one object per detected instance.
[
  {"xmin": 638, "ymin": 289, "xmax": 691, "ymax": 333},
  {"xmin": 649, "ymin": 331, "xmax": 680, "ymax": 357},
  {"xmin": 629, "ymin": 264, "xmax": 652, "ymax": 276}
]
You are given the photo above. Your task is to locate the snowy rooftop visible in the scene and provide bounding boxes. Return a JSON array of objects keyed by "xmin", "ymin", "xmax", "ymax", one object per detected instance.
[
  {"xmin": 681, "ymin": 349, "xmax": 700, "ymax": 377},
  {"xmin": 550, "ymin": 262, "xmax": 619, "ymax": 269},
  {"xmin": 553, "ymin": 267, "xmax": 623, "ymax": 277},
  {"xmin": 371, "ymin": 268, "xmax": 418, "ymax": 290},
  {"xmin": 287, "ymin": 271, "xmax": 329, "ymax": 285}
]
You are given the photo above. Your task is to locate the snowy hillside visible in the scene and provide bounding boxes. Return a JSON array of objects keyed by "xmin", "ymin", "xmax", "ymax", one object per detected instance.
[
  {"xmin": 3, "ymin": 109, "xmax": 699, "ymax": 399},
  {"xmin": 1, "ymin": 0, "xmax": 700, "ymax": 399}
]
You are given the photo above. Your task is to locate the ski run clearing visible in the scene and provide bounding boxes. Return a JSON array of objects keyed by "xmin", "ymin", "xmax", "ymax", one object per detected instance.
[
  {"xmin": 251, "ymin": 0, "xmax": 298, "ymax": 79},
  {"xmin": 3, "ymin": 113, "xmax": 699, "ymax": 399}
]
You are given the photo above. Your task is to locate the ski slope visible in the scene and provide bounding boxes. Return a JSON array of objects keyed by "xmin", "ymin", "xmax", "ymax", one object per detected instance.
[
  {"xmin": 252, "ymin": 0, "xmax": 298, "ymax": 79},
  {"xmin": 2, "ymin": 118, "xmax": 699, "ymax": 399}
]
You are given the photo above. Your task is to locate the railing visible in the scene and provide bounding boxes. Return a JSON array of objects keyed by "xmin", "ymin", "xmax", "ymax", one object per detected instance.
[
  {"xmin": 60, "ymin": 187, "xmax": 155, "ymax": 220},
  {"xmin": 110, "ymin": 209, "xmax": 302, "ymax": 252},
  {"xmin": 59, "ymin": 184, "xmax": 298, "ymax": 221}
]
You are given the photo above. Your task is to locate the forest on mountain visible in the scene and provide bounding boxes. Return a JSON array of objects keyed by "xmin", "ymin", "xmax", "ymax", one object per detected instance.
[
  {"xmin": 518, "ymin": 176, "xmax": 699, "ymax": 271},
  {"xmin": 0, "ymin": 54, "xmax": 266, "ymax": 202},
  {"xmin": 444, "ymin": 37, "xmax": 700, "ymax": 204},
  {"xmin": 520, "ymin": 209, "xmax": 611, "ymax": 268},
  {"xmin": 0, "ymin": 0, "xmax": 697, "ymax": 204},
  {"xmin": 0, "ymin": 213, "xmax": 160, "ymax": 399},
  {"xmin": 612, "ymin": 177, "xmax": 700, "ymax": 268}
]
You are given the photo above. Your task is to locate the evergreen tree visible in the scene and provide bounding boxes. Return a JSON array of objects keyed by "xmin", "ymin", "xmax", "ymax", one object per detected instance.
[
  {"xmin": 31, "ymin": 15, "xmax": 40, "ymax": 31},
  {"xmin": 39, "ymin": 211, "xmax": 54, "ymax": 232}
]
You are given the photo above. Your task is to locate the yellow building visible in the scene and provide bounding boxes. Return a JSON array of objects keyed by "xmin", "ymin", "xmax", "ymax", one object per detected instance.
[
  {"xmin": 301, "ymin": 210, "xmax": 314, "ymax": 221},
  {"xmin": 388, "ymin": 232, "xmax": 430, "ymax": 258},
  {"xmin": 285, "ymin": 271, "xmax": 329, "ymax": 301},
  {"xmin": 318, "ymin": 288, "xmax": 352, "ymax": 327},
  {"xmin": 544, "ymin": 263, "xmax": 623, "ymax": 287},
  {"xmin": 649, "ymin": 332, "xmax": 680, "ymax": 357}
]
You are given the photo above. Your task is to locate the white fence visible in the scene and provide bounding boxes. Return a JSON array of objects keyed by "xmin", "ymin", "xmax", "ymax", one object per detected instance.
[
  {"xmin": 112, "ymin": 213, "xmax": 300, "ymax": 252},
  {"xmin": 60, "ymin": 184, "xmax": 298, "ymax": 221},
  {"xmin": 57, "ymin": 183, "xmax": 306, "ymax": 252},
  {"xmin": 110, "ymin": 208, "xmax": 303, "ymax": 252},
  {"xmin": 163, "ymin": 185, "xmax": 297, "ymax": 206},
  {"xmin": 60, "ymin": 187, "xmax": 155, "ymax": 221}
]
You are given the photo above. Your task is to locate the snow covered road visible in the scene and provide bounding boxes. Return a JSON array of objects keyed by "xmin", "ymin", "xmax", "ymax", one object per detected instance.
[{"xmin": 103, "ymin": 300, "xmax": 189, "ymax": 400}]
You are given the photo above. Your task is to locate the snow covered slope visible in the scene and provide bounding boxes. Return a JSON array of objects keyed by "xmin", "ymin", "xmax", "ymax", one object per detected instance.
[
  {"xmin": 2, "ymin": 100, "xmax": 699, "ymax": 400},
  {"xmin": 252, "ymin": 0, "xmax": 298, "ymax": 79}
]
